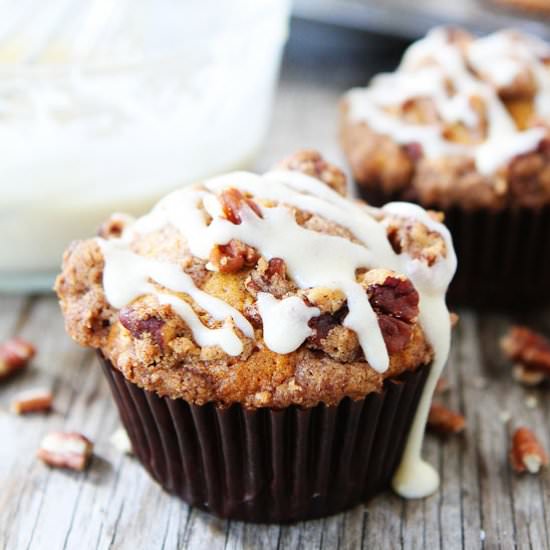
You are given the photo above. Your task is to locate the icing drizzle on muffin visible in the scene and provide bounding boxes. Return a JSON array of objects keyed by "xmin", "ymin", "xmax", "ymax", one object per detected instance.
[
  {"xmin": 346, "ymin": 27, "xmax": 550, "ymax": 175},
  {"xmin": 98, "ymin": 167, "xmax": 456, "ymax": 498}
]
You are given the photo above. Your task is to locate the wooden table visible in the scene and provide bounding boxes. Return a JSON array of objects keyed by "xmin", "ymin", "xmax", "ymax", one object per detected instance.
[{"xmin": 2, "ymin": 25, "xmax": 550, "ymax": 550}]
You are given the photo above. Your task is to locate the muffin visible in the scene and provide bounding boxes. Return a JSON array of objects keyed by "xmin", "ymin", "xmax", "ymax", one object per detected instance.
[
  {"xmin": 489, "ymin": 0, "xmax": 550, "ymax": 16},
  {"xmin": 55, "ymin": 151, "xmax": 456, "ymax": 522},
  {"xmin": 340, "ymin": 27, "xmax": 550, "ymax": 308}
]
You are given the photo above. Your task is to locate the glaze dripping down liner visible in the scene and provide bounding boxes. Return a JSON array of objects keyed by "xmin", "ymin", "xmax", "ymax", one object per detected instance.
[{"xmin": 100, "ymin": 354, "xmax": 431, "ymax": 523}]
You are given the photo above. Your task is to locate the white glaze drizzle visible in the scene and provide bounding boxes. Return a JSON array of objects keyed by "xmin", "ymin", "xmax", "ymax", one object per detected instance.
[
  {"xmin": 257, "ymin": 293, "xmax": 320, "ymax": 354},
  {"xmin": 99, "ymin": 240, "xmax": 253, "ymax": 356},
  {"xmin": 347, "ymin": 28, "xmax": 550, "ymax": 175},
  {"xmin": 100, "ymin": 169, "xmax": 457, "ymax": 498}
]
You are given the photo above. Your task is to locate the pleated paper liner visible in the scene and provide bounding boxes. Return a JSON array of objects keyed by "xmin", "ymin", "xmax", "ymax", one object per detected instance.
[
  {"xmin": 99, "ymin": 354, "xmax": 431, "ymax": 523},
  {"xmin": 357, "ymin": 186, "xmax": 550, "ymax": 309}
]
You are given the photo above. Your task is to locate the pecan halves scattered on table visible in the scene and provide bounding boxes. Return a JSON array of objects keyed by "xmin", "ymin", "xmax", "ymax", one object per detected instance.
[
  {"xmin": 11, "ymin": 388, "xmax": 53, "ymax": 415},
  {"xmin": 509, "ymin": 427, "xmax": 549, "ymax": 474},
  {"xmin": 501, "ymin": 325, "xmax": 550, "ymax": 385},
  {"xmin": 37, "ymin": 432, "xmax": 94, "ymax": 471},
  {"xmin": 0, "ymin": 337, "xmax": 36, "ymax": 380},
  {"xmin": 428, "ymin": 402, "xmax": 466, "ymax": 435}
]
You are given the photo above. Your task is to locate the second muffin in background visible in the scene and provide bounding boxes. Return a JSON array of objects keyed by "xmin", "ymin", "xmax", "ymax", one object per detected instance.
[{"xmin": 340, "ymin": 27, "xmax": 550, "ymax": 308}]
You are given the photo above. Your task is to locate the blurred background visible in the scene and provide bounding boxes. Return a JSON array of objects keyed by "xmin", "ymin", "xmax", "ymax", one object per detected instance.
[{"xmin": 1, "ymin": 0, "xmax": 548, "ymax": 292}]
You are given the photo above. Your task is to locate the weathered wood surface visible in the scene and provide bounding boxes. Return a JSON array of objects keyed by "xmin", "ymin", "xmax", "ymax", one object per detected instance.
[
  {"xmin": 2, "ymin": 296, "xmax": 550, "ymax": 550},
  {"xmin": 2, "ymin": 29, "xmax": 550, "ymax": 550}
]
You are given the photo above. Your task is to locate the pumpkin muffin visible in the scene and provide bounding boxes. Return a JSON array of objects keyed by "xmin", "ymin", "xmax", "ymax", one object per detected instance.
[
  {"xmin": 56, "ymin": 151, "xmax": 456, "ymax": 522},
  {"xmin": 341, "ymin": 27, "xmax": 550, "ymax": 308}
]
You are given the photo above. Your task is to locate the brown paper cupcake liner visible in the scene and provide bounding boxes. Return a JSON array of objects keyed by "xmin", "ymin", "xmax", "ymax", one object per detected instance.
[
  {"xmin": 357, "ymin": 187, "xmax": 550, "ymax": 309},
  {"xmin": 99, "ymin": 354, "xmax": 431, "ymax": 523}
]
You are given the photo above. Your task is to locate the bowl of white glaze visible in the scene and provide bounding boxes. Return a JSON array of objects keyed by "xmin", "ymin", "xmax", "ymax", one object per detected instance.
[{"xmin": 0, "ymin": 0, "xmax": 290, "ymax": 291}]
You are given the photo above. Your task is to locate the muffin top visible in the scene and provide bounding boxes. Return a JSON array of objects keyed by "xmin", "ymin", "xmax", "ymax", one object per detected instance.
[
  {"xmin": 342, "ymin": 28, "xmax": 550, "ymax": 209},
  {"xmin": 56, "ymin": 151, "xmax": 456, "ymax": 408}
]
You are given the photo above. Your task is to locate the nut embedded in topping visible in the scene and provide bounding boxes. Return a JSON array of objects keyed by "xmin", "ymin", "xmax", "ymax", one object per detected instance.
[
  {"xmin": 276, "ymin": 149, "xmax": 348, "ymax": 196},
  {"xmin": 219, "ymin": 188, "xmax": 262, "ymax": 225},
  {"xmin": 210, "ymin": 239, "xmax": 260, "ymax": 274},
  {"xmin": 366, "ymin": 275, "xmax": 419, "ymax": 323},
  {"xmin": 385, "ymin": 218, "xmax": 447, "ymax": 266},
  {"xmin": 119, "ymin": 307, "xmax": 165, "ymax": 348},
  {"xmin": 97, "ymin": 213, "xmax": 133, "ymax": 239},
  {"xmin": 377, "ymin": 315, "xmax": 414, "ymax": 355},
  {"xmin": 245, "ymin": 257, "xmax": 294, "ymax": 298},
  {"xmin": 362, "ymin": 272, "xmax": 419, "ymax": 354}
]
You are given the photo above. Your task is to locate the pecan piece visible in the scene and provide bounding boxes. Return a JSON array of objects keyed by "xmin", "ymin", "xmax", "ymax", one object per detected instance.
[
  {"xmin": 428, "ymin": 402, "xmax": 466, "ymax": 435},
  {"xmin": 276, "ymin": 149, "xmax": 348, "ymax": 195},
  {"xmin": 512, "ymin": 364, "xmax": 546, "ymax": 386},
  {"xmin": 385, "ymin": 218, "xmax": 447, "ymax": 266},
  {"xmin": 219, "ymin": 188, "xmax": 262, "ymax": 224},
  {"xmin": 97, "ymin": 213, "xmax": 133, "ymax": 239},
  {"xmin": 10, "ymin": 388, "xmax": 53, "ymax": 414},
  {"xmin": 210, "ymin": 239, "xmax": 260, "ymax": 273},
  {"xmin": 501, "ymin": 325, "xmax": 550, "ymax": 375},
  {"xmin": 119, "ymin": 308, "xmax": 165, "ymax": 348},
  {"xmin": 435, "ymin": 377, "xmax": 450, "ymax": 394},
  {"xmin": 37, "ymin": 432, "xmax": 93, "ymax": 471},
  {"xmin": 0, "ymin": 337, "xmax": 36, "ymax": 380},
  {"xmin": 245, "ymin": 257, "xmax": 293, "ymax": 297},
  {"xmin": 367, "ymin": 275, "xmax": 419, "ymax": 322},
  {"xmin": 307, "ymin": 306, "xmax": 361, "ymax": 362},
  {"xmin": 510, "ymin": 427, "xmax": 549, "ymax": 474},
  {"xmin": 363, "ymin": 273, "xmax": 419, "ymax": 354}
]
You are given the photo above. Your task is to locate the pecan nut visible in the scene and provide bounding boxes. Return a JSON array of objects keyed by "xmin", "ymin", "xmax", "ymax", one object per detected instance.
[
  {"xmin": 119, "ymin": 308, "xmax": 165, "ymax": 348},
  {"xmin": 219, "ymin": 188, "xmax": 262, "ymax": 225},
  {"xmin": 37, "ymin": 432, "xmax": 93, "ymax": 471},
  {"xmin": 501, "ymin": 325, "xmax": 550, "ymax": 375},
  {"xmin": 10, "ymin": 388, "xmax": 53, "ymax": 414},
  {"xmin": 245, "ymin": 257, "xmax": 293, "ymax": 297},
  {"xmin": 427, "ymin": 402, "xmax": 466, "ymax": 435},
  {"xmin": 210, "ymin": 239, "xmax": 260, "ymax": 273},
  {"xmin": 0, "ymin": 337, "xmax": 36, "ymax": 380},
  {"xmin": 276, "ymin": 150, "xmax": 348, "ymax": 196},
  {"xmin": 510, "ymin": 427, "xmax": 549, "ymax": 474}
]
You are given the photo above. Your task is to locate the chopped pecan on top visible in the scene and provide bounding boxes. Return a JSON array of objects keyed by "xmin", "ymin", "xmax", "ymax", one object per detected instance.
[
  {"xmin": 501, "ymin": 326, "xmax": 550, "ymax": 382},
  {"xmin": 367, "ymin": 275, "xmax": 419, "ymax": 322},
  {"xmin": 119, "ymin": 306, "xmax": 166, "ymax": 348},
  {"xmin": 210, "ymin": 239, "xmax": 260, "ymax": 274},
  {"xmin": 97, "ymin": 213, "xmax": 133, "ymax": 239},
  {"xmin": 362, "ymin": 270, "xmax": 419, "ymax": 355},
  {"xmin": 276, "ymin": 149, "xmax": 348, "ymax": 196},
  {"xmin": 245, "ymin": 257, "xmax": 295, "ymax": 298},
  {"xmin": 385, "ymin": 217, "xmax": 447, "ymax": 266},
  {"xmin": 509, "ymin": 426, "xmax": 549, "ymax": 474},
  {"xmin": 404, "ymin": 142, "xmax": 424, "ymax": 162},
  {"xmin": 219, "ymin": 188, "xmax": 262, "ymax": 225},
  {"xmin": 307, "ymin": 306, "xmax": 361, "ymax": 363}
]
